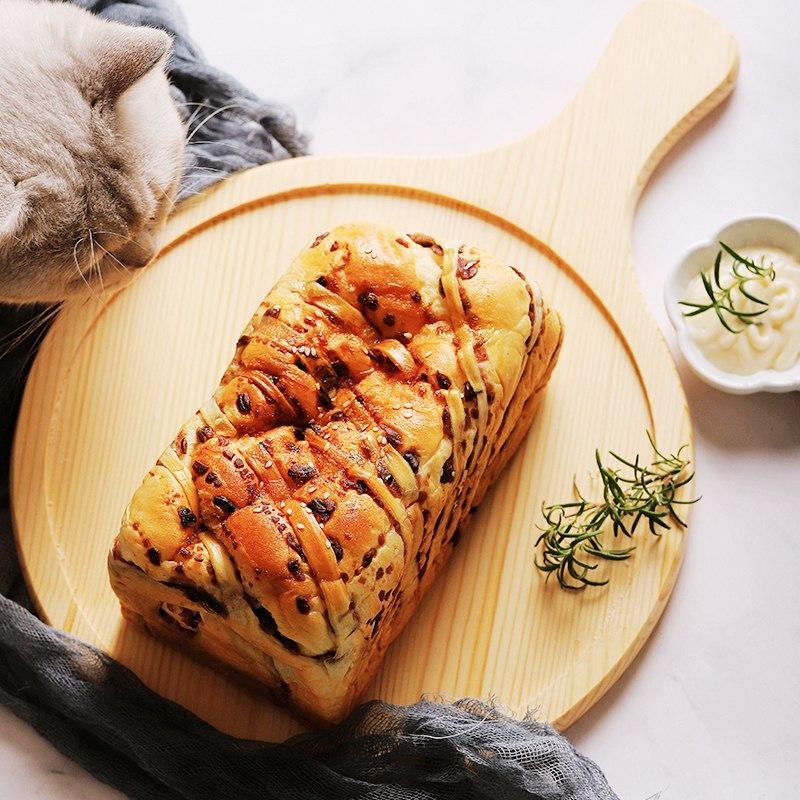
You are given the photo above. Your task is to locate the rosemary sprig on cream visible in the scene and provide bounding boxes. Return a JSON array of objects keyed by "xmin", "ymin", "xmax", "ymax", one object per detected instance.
[
  {"xmin": 679, "ymin": 242, "xmax": 776, "ymax": 334},
  {"xmin": 535, "ymin": 433, "xmax": 697, "ymax": 591}
]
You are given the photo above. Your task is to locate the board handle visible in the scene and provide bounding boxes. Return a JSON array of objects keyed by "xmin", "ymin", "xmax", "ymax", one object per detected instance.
[
  {"xmin": 492, "ymin": 0, "xmax": 738, "ymax": 292},
  {"xmin": 560, "ymin": 0, "xmax": 738, "ymax": 202}
]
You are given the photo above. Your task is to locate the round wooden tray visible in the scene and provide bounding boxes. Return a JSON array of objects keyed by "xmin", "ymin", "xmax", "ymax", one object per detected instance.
[{"xmin": 12, "ymin": 0, "xmax": 736, "ymax": 741}]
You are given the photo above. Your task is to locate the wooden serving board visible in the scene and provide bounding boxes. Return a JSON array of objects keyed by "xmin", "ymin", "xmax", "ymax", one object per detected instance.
[{"xmin": 12, "ymin": 1, "xmax": 737, "ymax": 741}]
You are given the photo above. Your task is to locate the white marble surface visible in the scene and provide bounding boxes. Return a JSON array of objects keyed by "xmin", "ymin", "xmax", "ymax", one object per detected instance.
[{"xmin": 2, "ymin": 1, "xmax": 798, "ymax": 797}]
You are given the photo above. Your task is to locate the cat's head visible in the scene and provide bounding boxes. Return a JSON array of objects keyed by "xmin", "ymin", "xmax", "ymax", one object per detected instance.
[{"xmin": 0, "ymin": 1, "xmax": 185, "ymax": 303}]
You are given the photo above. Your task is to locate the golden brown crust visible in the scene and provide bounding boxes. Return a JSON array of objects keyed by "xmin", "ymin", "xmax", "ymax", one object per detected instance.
[{"xmin": 108, "ymin": 223, "xmax": 562, "ymax": 724}]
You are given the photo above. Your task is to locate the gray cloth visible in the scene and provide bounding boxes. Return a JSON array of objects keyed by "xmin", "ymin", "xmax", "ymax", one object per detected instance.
[
  {"xmin": 0, "ymin": 595, "xmax": 617, "ymax": 800},
  {"xmin": 0, "ymin": 2, "xmax": 620, "ymax": 799}
]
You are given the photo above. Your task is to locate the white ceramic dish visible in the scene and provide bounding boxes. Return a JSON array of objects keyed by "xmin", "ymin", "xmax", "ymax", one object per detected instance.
[{"xmin": 665, "ymin": 215, "xmax": 800, "ymax": 394}]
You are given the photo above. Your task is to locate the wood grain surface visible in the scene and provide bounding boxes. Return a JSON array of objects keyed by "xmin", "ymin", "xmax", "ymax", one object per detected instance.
[{"xmin": 11, "ymin": 0, "xmax": 737, "ymax": 740}]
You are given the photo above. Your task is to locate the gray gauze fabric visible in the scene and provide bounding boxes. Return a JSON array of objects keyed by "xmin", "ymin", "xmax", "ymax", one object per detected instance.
[
  {"xmin": 0, "ymin": 2, "xmax": 620, "ymax": 799},
  {"xmin": 0, "ymin": 597, "xmax": 617, "ymax": 800}
]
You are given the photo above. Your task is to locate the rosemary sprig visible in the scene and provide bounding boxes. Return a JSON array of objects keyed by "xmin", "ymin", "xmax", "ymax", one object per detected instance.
[
  {"xmin": 535, "ymin": 432, "xmax": 697, "ymax": 591},
  {"xmin": 679, "ymin": 242, "xmax": 776, "ymax": 334}
]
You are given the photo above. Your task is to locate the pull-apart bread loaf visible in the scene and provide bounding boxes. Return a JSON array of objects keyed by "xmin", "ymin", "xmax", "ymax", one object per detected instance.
[{"xmin": 109, "ymin": 223, "xmax": 563, "ymax": 724}]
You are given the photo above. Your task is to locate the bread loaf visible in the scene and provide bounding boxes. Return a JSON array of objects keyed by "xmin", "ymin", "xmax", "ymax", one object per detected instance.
[{"xmin": 108, "ymin": 223, "xmax": 563, "ymax": 724}]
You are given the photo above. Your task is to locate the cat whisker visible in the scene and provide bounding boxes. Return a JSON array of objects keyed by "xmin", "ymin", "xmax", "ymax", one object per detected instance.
[
  {"xmin": 19, "ymin": 304, "xmax": 62, "ymax": 364},
  {"xmin": 0, "ymin": 303, "xmax": 58, "ymax": 346},
  {"xmin": 178, "ymin": 165, "xmax": 236, "ymax": 198},
  {"xmin": 181, "ymin": 165, "xmax": 254, "ymax": 192},
  {"xmin": 91, "ymin": 228, "xmax": 171, "ymax": 263},
  {"xmin": 186, "ymin": 103, "xmax": 246, "ymax": 145},
  {"xmin": 176, "ymin": 99, "xmax": 220, "ymax": 129},
  {"xmin": 150, "ymin": 182, "xmax": 179, "ymax": 217},
  {"xmin": 183, "ymin": 165, "xmax": 232, "ymax": 176},
  {"xmin": 181, "ymin": 101, "xmax": 215, "ymax": 131},
  {"xmin": 72, "ymin": 235, "xmax": 96, "ymax": 297},
  {"xmin": 87, "ymin": 230, "xmax": 105, "ymax": 294},
  {"xmin": 188, "ymin": 140, "xmax": 258, "ymax": 153},
  {"xmin": 93, "ymin": 241, "xmax": 127, "ymax": 275},
  {"xmin": 0, "ymin": 303, "xmax": 61, "ymax": 360},
  {"xmin": 91, "ymin": 230, "xmax": 147, "ymax": 248},
  {"xmin": 72, "ymin": 235, "xmax": 85, "ymax": 265},
  {"xmin": 176, "ymin": 100, "xmax": 217, "ymax": 110}
]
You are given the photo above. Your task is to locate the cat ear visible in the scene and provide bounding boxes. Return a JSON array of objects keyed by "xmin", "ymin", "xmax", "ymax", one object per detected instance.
[{"xmin": 87, "ymin": 24, "xmax": 172, "ymax": 101}]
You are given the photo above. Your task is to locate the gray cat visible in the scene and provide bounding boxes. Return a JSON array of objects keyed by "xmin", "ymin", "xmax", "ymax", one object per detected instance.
[{"xmin": 0, "ymin": 0, "xmax": 185, "ymax": 304}]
